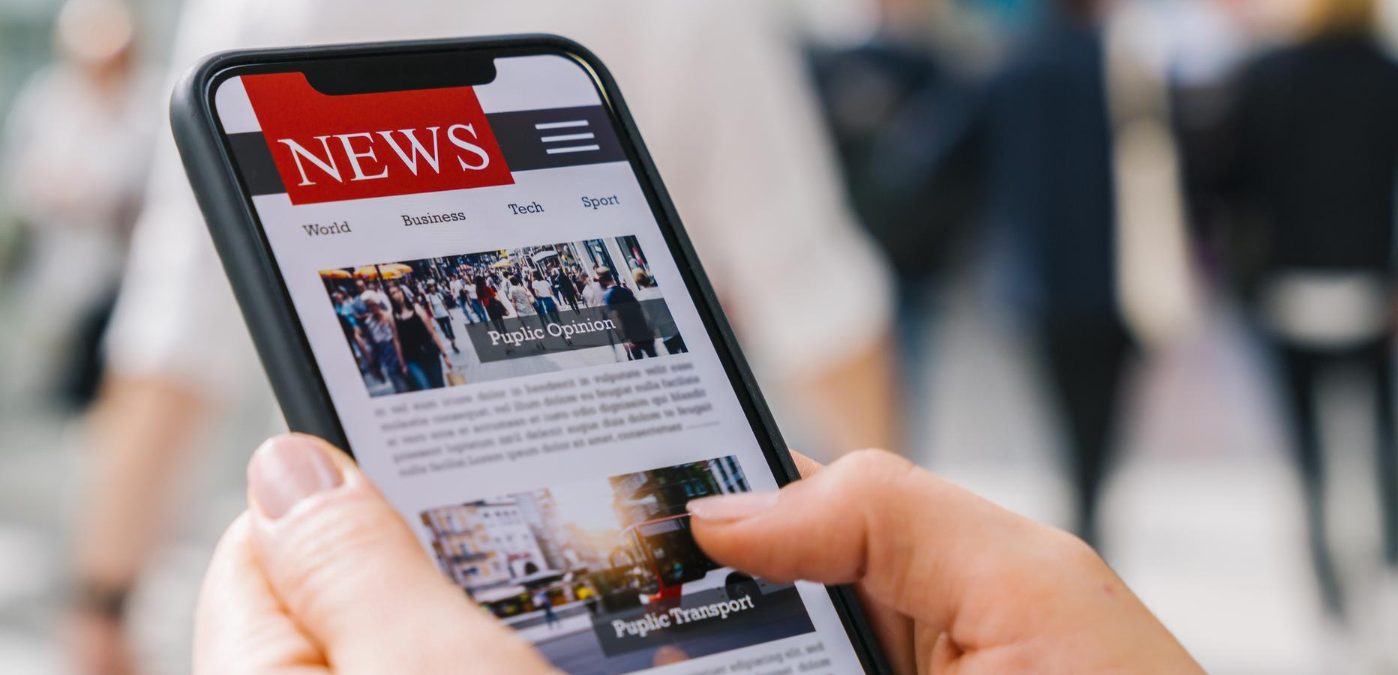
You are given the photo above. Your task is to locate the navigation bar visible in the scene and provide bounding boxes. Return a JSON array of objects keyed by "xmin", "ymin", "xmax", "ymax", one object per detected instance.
[{"xmin": 228, "ymin": 105, "xmax": 626, "ymax": 198}]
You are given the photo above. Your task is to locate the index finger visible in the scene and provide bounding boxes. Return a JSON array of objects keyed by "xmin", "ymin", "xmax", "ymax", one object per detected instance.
[{"xmin": 692, "ymin": 450, "xmax": 1122, "ymax": 646}]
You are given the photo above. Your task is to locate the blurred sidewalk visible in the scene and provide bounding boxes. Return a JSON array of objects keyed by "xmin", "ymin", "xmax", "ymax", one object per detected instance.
[
  {"xmin": 0, "ymin": 284, "xmax": 257, "ymax": 675},
  {"xmin": 0, "ymin": 409, "xmax": 250, "ymax": 675},
  {"xmin": 0, "ymin": 412, "xmax": 67, "ymax": 675}
]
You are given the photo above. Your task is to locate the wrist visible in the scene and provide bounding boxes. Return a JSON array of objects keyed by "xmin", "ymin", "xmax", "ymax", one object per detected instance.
[{"xmin": 69, "ymin": 579, "xmax": 133, "ymax": 621}]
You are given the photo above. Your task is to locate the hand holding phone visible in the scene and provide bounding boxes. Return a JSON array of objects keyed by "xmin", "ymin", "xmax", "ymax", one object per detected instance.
[
  {"xmin": 690, "ymin": 451, "xmax": 1206, "ymax": 675},
  {"xmin": 197, "ymin": 435, "xmax": 1203, "ymax": 675},
  {"xmin": 197, "ymin": 434, "xmax": 556, "ymax": 674},
  {"xmin": 173, "ymin": 36, "xmax": 885, "ymax": 673}
]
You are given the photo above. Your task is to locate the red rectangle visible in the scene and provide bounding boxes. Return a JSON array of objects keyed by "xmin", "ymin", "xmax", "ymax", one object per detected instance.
[{"xmin": 241, "ymin": 72, "xmax": 513, "ymax": 205}]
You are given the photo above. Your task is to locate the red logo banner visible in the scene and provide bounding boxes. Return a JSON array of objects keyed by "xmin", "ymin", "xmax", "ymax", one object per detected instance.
[{"xmin": 241, "ymin": 73, "xmax": 514, "ymax": 205}]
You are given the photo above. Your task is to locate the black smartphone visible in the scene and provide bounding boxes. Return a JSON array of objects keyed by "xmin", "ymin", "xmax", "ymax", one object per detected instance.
[{"xmin": 171, "ymin": 35, "xmax": 887, "ymax": 674}]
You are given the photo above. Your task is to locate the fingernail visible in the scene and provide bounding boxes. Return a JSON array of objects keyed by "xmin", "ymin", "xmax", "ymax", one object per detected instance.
[
  {"xmin": 687, "ymin": 491, "xmax": 779, "ymax": 521},
  {"xmin": 249, "ymin": 435, "xmax": 343, "ymax": 520}
]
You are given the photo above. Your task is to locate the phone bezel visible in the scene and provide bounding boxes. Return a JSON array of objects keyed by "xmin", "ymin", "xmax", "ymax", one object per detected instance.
[{"xmin": 171, "ymin": 34, "xmax": 889, "ymax": 674}]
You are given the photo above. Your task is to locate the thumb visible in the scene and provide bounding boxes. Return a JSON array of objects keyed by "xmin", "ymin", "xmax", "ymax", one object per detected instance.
[
  {"xmin": 689, "ymin": 450, "xmax": 1141, "ymax": 647},
  {"xmin": 245, "ymin": 434, "xmax": 553, "ymax": 674}
]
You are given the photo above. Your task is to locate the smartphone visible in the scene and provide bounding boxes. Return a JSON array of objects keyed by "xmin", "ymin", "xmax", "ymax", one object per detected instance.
[{"xmin": 171, "ymin": 35, "xmax": 887, "ymax": 674}]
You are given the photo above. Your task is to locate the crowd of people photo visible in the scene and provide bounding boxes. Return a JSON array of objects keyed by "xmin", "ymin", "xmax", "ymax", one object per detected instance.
[{"xmin": 320, "ymin": 237, "xmax": 684, "ymax": 397}]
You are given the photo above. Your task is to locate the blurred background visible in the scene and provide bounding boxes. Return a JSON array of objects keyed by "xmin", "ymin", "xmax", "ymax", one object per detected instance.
[{"xmin": 4, "ymin": 0, "xmax": 1398, "ymax": 672}]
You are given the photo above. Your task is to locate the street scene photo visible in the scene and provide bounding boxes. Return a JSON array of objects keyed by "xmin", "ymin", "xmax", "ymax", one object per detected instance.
[
  {"xmin": 419, "ymin": 456, "xmax": 815, "ymax": 674},
  {"xmin": 319, "ymin": 236, "xmax": 686, "ymax": 397}
]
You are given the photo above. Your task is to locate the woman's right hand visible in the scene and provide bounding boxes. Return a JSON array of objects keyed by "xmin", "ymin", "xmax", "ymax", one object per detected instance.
[{"xmin": 691, "ymin": 450, "xmax": 1203, "ymax": 675}]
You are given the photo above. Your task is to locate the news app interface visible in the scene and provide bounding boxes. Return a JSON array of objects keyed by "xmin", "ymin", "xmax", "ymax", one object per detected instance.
[{"xmin": 214, "ymin": 54, "xmax": 863, "ymax": 674}]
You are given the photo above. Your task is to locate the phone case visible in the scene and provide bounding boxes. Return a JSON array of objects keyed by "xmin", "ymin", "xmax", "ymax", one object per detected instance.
[{"xmin": 169, "ymin": 34, "xmax": 889, "ymax": 673}]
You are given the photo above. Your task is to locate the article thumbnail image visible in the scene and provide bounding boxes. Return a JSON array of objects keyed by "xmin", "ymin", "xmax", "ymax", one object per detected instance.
[
  {"xmin": 319, "ymin": 236, "xmax": 686, "ymax": 397},
  {"xmin": 419, "ymin": 456, "xmax": 814, "ymax": 674}
]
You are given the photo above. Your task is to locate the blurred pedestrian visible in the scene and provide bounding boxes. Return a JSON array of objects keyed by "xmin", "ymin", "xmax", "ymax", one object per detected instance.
[
  {"xmin": 980, "ymin": 0, "xmax": 1128, "ymax": 548},
  {"xmin": 582, "ymin": 270, "xmax": 606, "ymax": 308},
  {"xmin": 389, "ymin": 286, "xmax": 451, "ymax": 391},
  {"xmin": 533, "ymin": 589, "xmax": 559, "ymax": 630},
  {"xmin": 508, "ymin": 273, "xmax": 548, "ymax": 344},
  {"xmin": 330, "ymin": 290, "xmax": 374, "ymax": 374},
  {"xmin": 364, "ymin": 296, "xmax": 408, "ymax": 393},
  {"xmin": 0, "ymin": 0, "xmax": 158, "ymax": 409},
  {"xmin": 529, "ymin": 271, "xmax": 562, "ymax": 325},
  {"xmin": 552, "ymin": 265, "xmax": 580, "ymax": 313},
  {"xmin": 1216, "ymin": 0, "xmax": 1398, "ymax": 620},
  {"xmin": 478, "ymin": 275, "xmax": 509, "ymax": 336},
  {"xmin": 457, "ymin": 268, "xmax": 486, "ymax": 324},
  {"xmin": 424, "ymin": 279, "xmax": 459, "ymax": 353},
  {"xmin": 600, "ymin": 269, "xmax": 658, "ymax": 359},
  {"xmin": 355, "ymin": 278, "xmax": 388, "ymax": 317},
  {"xmin": 632, "ymin": 268, "xmax": 663, "ymax": 302},
  {"xmin": 806, "ymin": 0, "xmax": 983, "ymax": 455}
]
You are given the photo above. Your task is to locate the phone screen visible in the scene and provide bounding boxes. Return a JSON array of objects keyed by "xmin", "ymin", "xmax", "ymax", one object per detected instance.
[{"xmin": 211, "ymin": 50, "xmax": 869, "ymax": 673}]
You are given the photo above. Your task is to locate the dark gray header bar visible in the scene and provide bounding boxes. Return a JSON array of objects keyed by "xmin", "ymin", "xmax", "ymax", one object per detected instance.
[{"xmin": 227, "ymin": 105, "xmax": 625, "ymax": 197}]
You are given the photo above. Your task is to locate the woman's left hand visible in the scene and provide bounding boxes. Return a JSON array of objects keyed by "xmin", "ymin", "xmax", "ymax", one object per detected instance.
[{"xmin": 195, "ymin": 434, "xmax": 556, "ymax": 674}]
